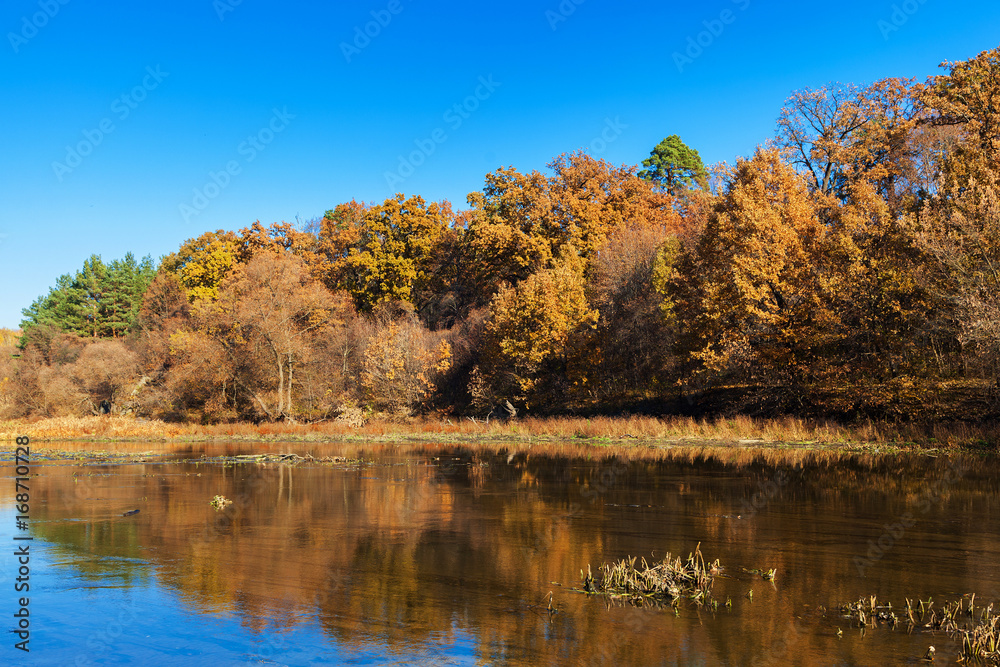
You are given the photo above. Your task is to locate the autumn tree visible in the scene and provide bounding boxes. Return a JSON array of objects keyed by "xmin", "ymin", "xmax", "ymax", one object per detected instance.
[
  {"xmin": 305, "ymin": 200, "xmax": 368, "ymax": 290},
  {"xmin": 334, "ymin": 194, "xmax": 450, "ymax": 313},
  {"xmin": 161, "ymin": 328, "xmax": 232, "ymax": 421},
  {"xmin": 587, "ymin": 224, "xmax": 681, "ymax": 400},
  {"xmin": 198, "ymin": 251, "xmax": 351, "ymax": 421},
  {"xmin": 907, "ymin": 46, "xmax": 1000, "ymax": 382},
  {"xmin": 917, "ymin": 46, "xmax": 1000, "ymax": 181},
  {"xmin": 461, "ymin": 166, "xmax": 559, "ymax": 300},
  {"xmin": 472, "ymin": 250, "xmax": 598, "ymax": 410},
  {"xmin": 1, "ymin": 333, "xmax": 140, "ymax": 418},
  {"xmin": 819, "ymin": 179, "xmax": 951, "ymax": 398},
  {"xmin": 0, "ymin": 335, "xmax": 16, "ymax": 418},
  {"xmin": 160, "ymin": 230, "xmax": 240, "ymax": 302},
  {"xmin": 638, "ymin": 135, "xmax": 709, "ymax": 193},
  {"xmin": 547, "ymin": 152, "xmax": 680, "ymax": 261},
  {"xmin": 236, "ymin": 220, "xmax": 319, "ymax": 265},
  {"xmin": 776, "ymin": 79, "xmax": 923, "ymax": 211},
  {"xmin": 359, "ymin": 304, "xmax": 453, "ymax": 415},
  {"xmin": 71, "ymin": 339, "xmax": 141, "ymax": 413},
  {"xmin": 133, "ymin": 271, "xmax": 192, "ymax": 377},
  {"xmin": 461, "ymin": 153, "xmax": 678, "ymax": 305},
  {"xmin": 685, "ymin": 148, "xmax": 836, "ymax": 396},
  {"xmin": 908, "ymin": 165, "xmax": 1000, "ymax": 382}
]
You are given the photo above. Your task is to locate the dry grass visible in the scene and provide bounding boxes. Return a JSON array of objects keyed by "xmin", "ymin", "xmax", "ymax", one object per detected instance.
[
  {"xmin": 591, "ymin": 544, "xmax": 719, "ymax": 606},
  {"xmin": 0, "ymin": 413, "xmax": 997, "ymax": 451}
]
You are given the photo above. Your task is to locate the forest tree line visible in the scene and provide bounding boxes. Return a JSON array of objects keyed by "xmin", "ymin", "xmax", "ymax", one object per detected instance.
[{"xmin": 3, "ymin": 46, "xmax": 1000, "ymax": 424}]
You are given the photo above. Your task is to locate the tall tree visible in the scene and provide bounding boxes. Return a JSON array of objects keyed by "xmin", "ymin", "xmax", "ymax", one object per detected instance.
[
  {"xmin": 21, "ymin": 254, "xmax": 156, "ymax": 343},
  {"xmin": 471, "ymin": 249, "xmax": 597, "ymax": 410},
  {"xmin": 776, "ymin": 79, "xmax": 923, "ymax": 208},
  {"xmin": 685, "ymin": 148, "xmax": 835, "ymax": 393},
  {"xmin": 339, "ymin": 194, "xmax": 450, "ymax": 313},
  {"xmin": 197, "ymin": 252, "xmax": 351, "ymax": 421},
  {"xmin": 638, "ymin": 136, "xmax": 709, "ymax": 193},
  {"xmin": 587, "ymin": 224, "xmax": 681, "ymax": 400},
  {"xmin": 103, "ymin": 253, "xmax": 157, "ymax": 337}
]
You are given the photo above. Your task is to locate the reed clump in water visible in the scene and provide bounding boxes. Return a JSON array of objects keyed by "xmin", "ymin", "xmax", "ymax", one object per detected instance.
[
  {"xmin": 586, "ymin": 543, "xmax": 719, "ymax": 607},
  {"xmin": 841, "ymin": 594, "xmax": 1000, "ymax": 663},
  {"xmin": 209, "ymin": 495, "xmax": 233, "ymax": 510}
]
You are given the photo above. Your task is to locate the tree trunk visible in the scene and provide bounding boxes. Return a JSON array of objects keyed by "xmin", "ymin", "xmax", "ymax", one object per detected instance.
[
  {"xmin": 287, "ymin": 352, "xmax": 294, "ymax": 417},
  {"xmin": 275, "ymin": 351, "xmax": 285, "ymax": 417}
]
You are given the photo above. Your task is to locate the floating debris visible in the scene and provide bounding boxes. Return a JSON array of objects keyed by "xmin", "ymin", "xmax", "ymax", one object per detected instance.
[
  {"xmin": 199, "ymin": 453, "xmax": 365, "ymax": 466},
  {"xmin": 583, "ymin": 543, "xmax": 720, "ymax": 607},
  {"xmin": 122, "ymin": 509, "xmax": 140, "ymax": 517},
  {"xmin": 210, "ymin": 495, "xmax": 233, "ymax": 510},
  {"xmin": 741, "ymin": 567, "xmax": 776, "ymax": 581}
]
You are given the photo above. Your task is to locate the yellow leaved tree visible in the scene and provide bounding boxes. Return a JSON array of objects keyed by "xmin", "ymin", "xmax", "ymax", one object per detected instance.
[
  {"xmin": 161, "ymin": 230, "xmax": 240, "ymax": 303},
  {"xmin": 472, "ymin": 249, "xmax": 598, "ymax": 410},
  {"xmin": 340, "ymin": 194, "xmax": 450, "ymax": 313}
]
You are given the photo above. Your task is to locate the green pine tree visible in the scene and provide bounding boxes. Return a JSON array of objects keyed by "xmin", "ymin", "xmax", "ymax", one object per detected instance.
[{"xmin": 638, "ymin": 135, "xmax": 709, "ymax": 193}]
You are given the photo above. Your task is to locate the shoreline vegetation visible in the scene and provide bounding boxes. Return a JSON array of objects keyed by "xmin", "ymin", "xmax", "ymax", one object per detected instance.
[
  {"xmin": 1, "ymin": 414, "xmax": 997, "ymax": 452},
  {"xmin": 4, "ymin": 46, "xmax": 1000, "ymax": 434}
]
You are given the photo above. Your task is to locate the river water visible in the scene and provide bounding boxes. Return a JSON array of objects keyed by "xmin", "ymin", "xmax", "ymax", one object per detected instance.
[{"xmin": 2, "ymin": 441, "xmax": 999, "ymax": 666}]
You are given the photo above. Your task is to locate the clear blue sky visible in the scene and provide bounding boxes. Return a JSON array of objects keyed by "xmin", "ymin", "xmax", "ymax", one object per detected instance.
[{"xmin": 2, "ymin": 0, "xmax": 998, "ymax": 328}]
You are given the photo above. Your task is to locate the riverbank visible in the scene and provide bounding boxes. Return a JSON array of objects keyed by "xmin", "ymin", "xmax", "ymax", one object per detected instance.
[{"xmin": 1, "ymin": 414, "xmax": 997, "ymax": 452}]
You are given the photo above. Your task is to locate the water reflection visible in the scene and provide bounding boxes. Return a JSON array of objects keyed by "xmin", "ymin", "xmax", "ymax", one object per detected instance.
[{"xmin": 10, "ymin": 443, "xmax": 1000, "ymax": 665}]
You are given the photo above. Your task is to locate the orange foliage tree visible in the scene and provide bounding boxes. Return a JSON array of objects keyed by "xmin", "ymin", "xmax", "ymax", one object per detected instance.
[{"xmin": 684, "ymin": 148, "xmax": 836, "ymax": 394}]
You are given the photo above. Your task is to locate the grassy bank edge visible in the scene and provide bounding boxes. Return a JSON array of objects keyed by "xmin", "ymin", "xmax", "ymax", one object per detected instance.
[{"xmin": 1, "ymin": 415, "xmax": 996, "ymax": 453}]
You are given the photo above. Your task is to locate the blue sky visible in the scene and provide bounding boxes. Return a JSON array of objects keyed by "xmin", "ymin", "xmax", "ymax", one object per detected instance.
[{"xmin": 1, "ymin": 0, "xmax": 999, "ymax": 328}]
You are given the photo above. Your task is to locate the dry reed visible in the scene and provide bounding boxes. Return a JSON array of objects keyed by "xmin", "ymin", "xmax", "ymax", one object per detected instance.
[
  {"xmin": 587, "ymin": 544, "xmax": 719, "ymax": 607},
  {"xmin": 842, "ymin": 594, "xmax": 1000, "ymax": 663},
  {"xmin": 1, "ymin": 413, "xmax": 996, "ymax": 451}
]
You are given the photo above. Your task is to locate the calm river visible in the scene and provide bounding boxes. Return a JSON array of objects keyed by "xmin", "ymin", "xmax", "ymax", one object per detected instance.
[{"xmin": 2, "ymin": 442, "xmax": 999, "ymax": 666}]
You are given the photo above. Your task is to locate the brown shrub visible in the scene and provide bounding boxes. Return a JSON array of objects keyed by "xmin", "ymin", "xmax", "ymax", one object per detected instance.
[
  {"xmin": 37, "ymin": 365, "xmax": 86, "ymax": 416},
  {"xmin": 71, "ymin": 339, "xmax": 140, "ymax": 413}
]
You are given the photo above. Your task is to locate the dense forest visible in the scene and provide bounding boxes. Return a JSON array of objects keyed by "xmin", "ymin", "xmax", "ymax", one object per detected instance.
[{"xmin": 4, "ymin": 46, "xmax": 1000, "ymax": 424}]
